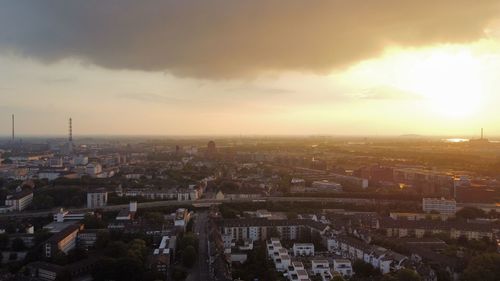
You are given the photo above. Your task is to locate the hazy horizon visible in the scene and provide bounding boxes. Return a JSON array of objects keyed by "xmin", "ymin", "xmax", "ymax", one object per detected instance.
[{"xmin": 1, "ymin": 1, "xmax": 500, "ymax": 136}]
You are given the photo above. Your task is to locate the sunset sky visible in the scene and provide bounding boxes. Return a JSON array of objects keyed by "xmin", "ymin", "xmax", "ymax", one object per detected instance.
[{"xmin": 1, "ymin": 1, "xmax": 500, "ymax": 137}]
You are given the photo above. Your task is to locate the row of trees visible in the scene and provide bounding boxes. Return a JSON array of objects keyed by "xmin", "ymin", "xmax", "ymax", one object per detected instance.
[
  {"xmin": 172, "ymin": 231, "xmax": 199, "ymax": 281},
  {"xmin": 92, "ymin": 238, "xmax": 163, "ymax": 281},
  {"xmin": 231, "ymin": 242, "xmax": 284, "ymax": 281}
]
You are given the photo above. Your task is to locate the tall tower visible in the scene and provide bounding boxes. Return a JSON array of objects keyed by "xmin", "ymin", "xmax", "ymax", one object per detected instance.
[
  {"xmin": 66, "ymin": 117, "xmax": 74, "ymax": 155},
  {"xmin": 11, "ymin": 114, "xmax": 14, "ymax": 142},
  {"xmin": 481, "ymin": 128, "xmax": 484, "ymax": 140},
  {"xmin": 69, "ymin": 118, "xmax": 73, "ymax": 142}
]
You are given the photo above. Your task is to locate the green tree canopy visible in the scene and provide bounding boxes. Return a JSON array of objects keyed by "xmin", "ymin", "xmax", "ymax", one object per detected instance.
[
  {"xmin": 456, "ymin": 207, "xmax": 486, "ymax": 220},
  {"xmin": 182, "ymin": 245, "xmax": 197, "ymax": 268},
  {"xmin": 462, "ymin": 253, "xmax": 500, "ymax": 281}
]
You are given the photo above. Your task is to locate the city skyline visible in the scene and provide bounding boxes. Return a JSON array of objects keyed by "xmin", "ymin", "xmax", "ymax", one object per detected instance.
[{"xmin": 1, "ymin": 1, "xmax": 500, "ymax": 136}]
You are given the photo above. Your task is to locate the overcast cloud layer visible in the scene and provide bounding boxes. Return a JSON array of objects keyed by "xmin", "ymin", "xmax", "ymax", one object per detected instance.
[{"xmin": 0, "ymin": 0, "xmax": 499, "ymax": 79}]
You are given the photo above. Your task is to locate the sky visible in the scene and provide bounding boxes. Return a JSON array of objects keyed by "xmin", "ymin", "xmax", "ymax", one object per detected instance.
[{"xmin": 1, "ymin": 1, "xmax": 500, "ymax": 137}]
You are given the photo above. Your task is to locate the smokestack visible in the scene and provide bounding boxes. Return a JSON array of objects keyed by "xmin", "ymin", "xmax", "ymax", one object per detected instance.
[
  {"xmin": 11, "ymin": 114, "xmax": 14, "ymax": 141},
  {"xmin": 481, "ymin": 128, "xmax": 484, "ymax": 140}
]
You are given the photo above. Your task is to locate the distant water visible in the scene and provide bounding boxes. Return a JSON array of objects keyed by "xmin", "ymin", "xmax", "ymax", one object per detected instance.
[{"xmin": 443, "ymin": 138, "xmax": 469, "ymax": 143}]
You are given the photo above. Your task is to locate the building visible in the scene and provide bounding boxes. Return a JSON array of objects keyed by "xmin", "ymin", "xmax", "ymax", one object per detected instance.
[
  {"xmin": 290, "ymin": 178, "xmax": 306, "ymax": 193},
  {"xmin": 174, "ymin": 208, "xmax": 191, "ymax": 229},
  {"xmin": 328, "ymin": 235, "xmax": 408, "ymax": 275},
  {"xmin": 310, "ymin": 180, "xmax": 343, "ymax": 192},
  {"xmin": 422, "ymin": 198, "xmax": 456, "ymax": 215},
  {"xmin": 292, "ymin": 243, "xmax": 315, "ymax": 256},
  {"xmin": 287, "ymin": 261, "xmax": 310, "ymax": 281},
  {"xmin": 86, "ymin": 163, "xmax": 102, "ymax": 177},
  {"xmin": 393, "ymin": 168, "xmax": 454, "ymax": 196},
  {"xmin": 333, "ymin": 259, "xmax": 353, "ymax": 277},
  {"xmin": 329, "ymin": 173, "xmax": 368, "ymax": 189},
  {"xmin": 77, "ymin": 229, "xmax": 108, "ymax": 249},
  {"xmin": 378, "ymin": 217, "xmax": 494, "ymax": 240},
  {"xmin": 53, "ymin": 209, "xmax": 88, "ymax": 222},
  {"xmin": 266, "ymin": 238, "xmax": 291, "ymax": 272},
  {"xmin": 150, "ymin": 235, "xmax": 176, "ymax": 273},
  {"xmin": 206, "ymin": 140, "xmax": 217, "ymax": 158},
  {"xmin": 4, "ymin": 190, "xmax": 33, "ymax": 211},
  {"xmin": 312, "ymin": 259, "xmax": 333, "ymax": 281},
  {"xmin": 221, "ymin": 218, "xmax": 329, "ymax": 242},
  {"xmin": 27, "ymin": 258, "xmax": 98, "ymax": 281},
  {"xmin": 44, "ymin": 224, "xmax": 83, "ymax": 258},
  {"xmin": 86, "ymin": 189, "xmax": 108, "ymax": 209}
]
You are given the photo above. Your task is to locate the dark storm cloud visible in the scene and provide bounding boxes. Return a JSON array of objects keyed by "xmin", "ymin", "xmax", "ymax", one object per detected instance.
[{"xmin": 0, "ymin": 1, "xmax": 498, "ymax": 79}]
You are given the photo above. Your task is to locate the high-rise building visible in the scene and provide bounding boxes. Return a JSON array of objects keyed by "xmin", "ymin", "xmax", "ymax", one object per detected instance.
[
  {"xmin": 86, "ymin": 189, "xmax": 108, "ymax": 209},
  {"xmin": 422, "ymin": 197, "xmax": 456, "ymax": 215},
  {"xmin": 206, "ymin": 140, "xmax": 217, "ymax": 158}
]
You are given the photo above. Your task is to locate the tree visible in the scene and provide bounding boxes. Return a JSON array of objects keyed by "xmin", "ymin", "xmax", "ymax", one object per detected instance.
[
  {"xmin": 0, "ymin": 233, "xmax": 9, "ymax": 250},
  {"xmin": 95, "ymin": 231, "xmax": 110, "ymax": 249},
  {"xmin": 82, "ymin": 214, "xmax": 105, "ymax": 229},
  {"xmin": 462, "ymin": 253, "xmax": 500, "ymax": 281},
  {"xmin": 127, "ymin": 239, "xmax": 147, "ymax": 262},
  {"xmin": 92, "ymin": 257, "xmax": 117, "ymax": 281},
  {"xmin": 172, "ymin": 266, "xmax": 188, "ymax": 281},
  {"xmin": 456, "ymin": 207, "xmax": 486, "ymax": 220},
  {"xmin": 381, "ymin": 269, "xmax": 422, "ymax": 281},
  {"xmin": 55, "ymin": 269, "xmax": 72, "ymax": 281},
  {"xmin": 34, "ymin": 228, "xmax": 52, "ymax": 245},
  {"xmin": 114, "ymin": 257, "xmax": 144, "ymax": 281},
  {"xmin": 11, "ymin": 237, "xmax": 26, "ymax": 251},
  {"xmin": 179, "ymin": 232, "xmax": 198, "ymax": 251},
  {"xmin": 395, "ymin": 268, "xmax": 421, "ymax": 281},
  {"xmin": 52, "ymin": 250, "xmax": 68, "ymax": 265},
  {"xmin": 67, "ymin": 247, "xmax": 88, "ymax": 263},
  {"xmin": 331, "ymin": 275, "xmax": 346, "ymax": 281},
  {"xmin": 104, "ymin": 241, "xmax": 128, "ymax": 258},
  {"xmin": 353, "ymin": 260, "xmax": 378, "ymax": 278},
  {"xmin": 182, "ymin": 245, "xmax": 197, "ymax": 268}
]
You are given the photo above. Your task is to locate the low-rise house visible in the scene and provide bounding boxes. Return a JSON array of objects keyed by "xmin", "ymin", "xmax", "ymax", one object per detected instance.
[
  {"xmin": 266, "ymin": 238, "xmax": 292, "ymax": 272},
  {"xmin": 312, "ymin": 259, "xmax": 333, "ymax": 281},
  {"xmin": 292, "ymin": 243, "xmax": 315, "ymax": 256},
  {"xmin": 333, "ymin": 259, "xmax": 353, "ymax": 278},
  {"xmin": 287, "ymin": 261, "xmax": 310, "ymax": 281}
]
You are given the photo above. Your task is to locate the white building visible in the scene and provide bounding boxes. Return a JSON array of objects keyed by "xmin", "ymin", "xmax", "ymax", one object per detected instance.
[
  {"xmin": 292, "ymin": 243, "xmax": 315, "ymax": 256},
  {"xmin": 311, "ymin": 180, "xmax": 343, "ymax": 192},
  {"xmin": 423, "ymin": 197, "xmax": 456, "ymax": 215},
  {"xmin": 266, "ymin": 238, "xmax": 291, "ymax": 272},
  {"xmin": 86, "ymin": 163, "xmax": 102, "ymax": 177},
  {"xmin": 312, "ymin": 259, "xmax": 333, "ymax": 281},
  {"xmin": 53, "ymin": 209, "xmax": 87, "ymax": 222},
  {"xmin": 174, "ymin": 208, "xmax": 191, "ymax": 229},
  {"xmin": 86, "ymin": 190, "xmax": 108, "ymax": 209},
  {"xmin": 333, "ymin": 259, "xmax": 353, "ymax": 277},
  {"xmin": 287, "ymin": 261, "xmax": 309, "ymax": 281},
  {"xmin": 4, "ymin": 191, "xmax": 33, "ymax": 211}
]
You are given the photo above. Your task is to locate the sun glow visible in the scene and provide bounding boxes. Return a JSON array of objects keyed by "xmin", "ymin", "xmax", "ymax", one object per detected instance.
[
  {"xmin": 343, "ymin": 45, "xmax": 488, "ymax": 120},
  {"xmin": 402, "ymin": 50, "xmax": 484, "ymax": 118}
]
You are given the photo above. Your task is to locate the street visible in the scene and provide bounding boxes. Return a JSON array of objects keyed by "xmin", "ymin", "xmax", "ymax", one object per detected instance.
[{"xmin": 186, "ymin": 211, "xmax": 210, "ymax": 281}]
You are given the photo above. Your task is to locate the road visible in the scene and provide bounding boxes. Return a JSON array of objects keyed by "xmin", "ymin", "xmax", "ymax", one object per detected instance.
[
  {"xmin": 186, "ymin": 211, "xmax": 210, "ymax": 281},
  {"xmin": 0, "ymin": 196, "xmax": 404, "ymax": 218}
]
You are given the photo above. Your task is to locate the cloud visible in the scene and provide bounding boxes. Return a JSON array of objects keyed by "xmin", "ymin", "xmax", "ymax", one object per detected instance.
[
  {"xmin": 116, "ymin": 93, "xmax": 187, "ymax": 104},
  {"xmin": 0, "ymin": 1, "xmax": 498, "ymax": 79},
  {"xmin": 357, "ymin": 86, "xmax": 422, "ymax": 100}
]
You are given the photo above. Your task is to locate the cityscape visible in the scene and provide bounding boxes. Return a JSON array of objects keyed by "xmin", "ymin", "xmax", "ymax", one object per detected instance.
[{"xmin": 1, "ymin": 1, "xmax": 500, "ymax": 281}]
